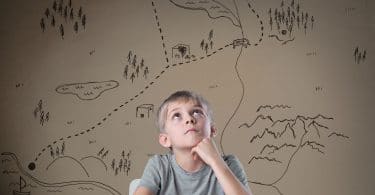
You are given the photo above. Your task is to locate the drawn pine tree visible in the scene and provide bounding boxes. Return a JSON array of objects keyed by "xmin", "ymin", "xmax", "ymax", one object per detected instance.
[
  {"xmin": 51, "ymin": 15, "xmax": 55, "ymax": 26},
  {"xmin": 82, "ymin": 14, "xmax": 86, "ymax": 29},
  {"xmin": 74, "ymin": 21, "xmax": 78, "ymax": 33},
  {"xmin": 70, "ymin": 8, "xmax": 74, "ymax": 20},
  {"xmin": 78, "ymin": 6, "xmax": 83, "ymax": 18},
  {"xmin": 45, "ymin": 8, "xmax": 50, "ymax": 18},
  {"xmin": 59, "ymin": 24, "xmax": 64, "ymax": 39}
]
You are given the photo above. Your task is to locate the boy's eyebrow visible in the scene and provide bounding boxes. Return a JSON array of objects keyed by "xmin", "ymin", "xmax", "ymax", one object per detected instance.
[
  {"xmin": 167, "ymin": 104, "xmax": 203, "ymax": 115},
  {"xmin": 168, "ymin": 107, "xmax": 180, "ymax": 114}
]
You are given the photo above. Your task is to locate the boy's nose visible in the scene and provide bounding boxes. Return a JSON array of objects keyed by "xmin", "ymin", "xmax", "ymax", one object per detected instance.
[{"xmin": 186, "ymin": 118, "xmax": 196, "ymax": 124}]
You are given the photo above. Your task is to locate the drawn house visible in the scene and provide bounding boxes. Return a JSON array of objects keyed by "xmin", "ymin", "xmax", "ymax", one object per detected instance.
[
  {"xmin": 136, "ymin": 104, "xmax": 154, "ymax": 118},
  {"xmin": 172, "ymin": 43, "xmax": 190, "ymax": 59}
]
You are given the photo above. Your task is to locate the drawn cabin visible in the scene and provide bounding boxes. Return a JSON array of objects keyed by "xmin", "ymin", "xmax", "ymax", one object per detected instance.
[{"xmin": 136, "ymin": 104, "xmax": 154, "ymax": 118}]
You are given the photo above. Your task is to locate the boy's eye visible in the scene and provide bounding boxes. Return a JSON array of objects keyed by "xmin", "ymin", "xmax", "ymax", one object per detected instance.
[
  {"xmin": 172, "ymin": 112, "xmax": 181, "ymax": 119},
  {"xmin": 192, "ymin": 109, "xmax": 204, "ymax": 117}
]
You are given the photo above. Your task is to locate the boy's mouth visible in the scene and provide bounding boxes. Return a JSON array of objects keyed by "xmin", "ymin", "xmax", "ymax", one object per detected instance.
[{"xmin": 185, "ymin": 128, "xmax": 197, "ymax": 134}]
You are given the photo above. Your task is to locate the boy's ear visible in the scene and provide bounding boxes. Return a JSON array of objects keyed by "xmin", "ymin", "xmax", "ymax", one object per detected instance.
[
  {"xmin": 159, "ymin": 133, "xmax": 172, "ymax": 148},
  {"xmin": 210, "ymin": 126, "xmax": 217, "ymax": 137}
]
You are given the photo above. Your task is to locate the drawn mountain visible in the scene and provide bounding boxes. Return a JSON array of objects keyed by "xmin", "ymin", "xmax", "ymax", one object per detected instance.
[{"xmin": 237, "ymin": 106, "xmax": 349, "ymax": 187}]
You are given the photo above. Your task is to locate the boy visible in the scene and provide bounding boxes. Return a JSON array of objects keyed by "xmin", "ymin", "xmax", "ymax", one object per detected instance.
[{"xmin": 134, "ymin": 90, "xmax": 252, "ymax": 195}]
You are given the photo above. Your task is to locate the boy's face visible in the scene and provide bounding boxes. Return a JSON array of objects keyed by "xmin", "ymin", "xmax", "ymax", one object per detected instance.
[{"xmin": 159, "ymin": 99, "xmax": 213, "ymax": 150}]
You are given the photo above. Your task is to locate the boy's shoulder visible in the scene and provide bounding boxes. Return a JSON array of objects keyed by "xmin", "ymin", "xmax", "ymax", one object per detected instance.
[{"xmin": 147, "ymin": 153, "xmax": 173, "ymax": 166}]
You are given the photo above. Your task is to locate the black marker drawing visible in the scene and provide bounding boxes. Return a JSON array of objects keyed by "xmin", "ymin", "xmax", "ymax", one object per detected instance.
[
  {"xmin": 268, "ymin": 0, "xmax": 315, "ymax": 45},
  {"xmin": 256, "ymin": 104, "xmax": 291, "ymax": 112},
  {"xmin": 354, "ymin": 46, "xmax": 367, "ymax": 64},
  {"xmin": 172, "ymin": 43, "xmax": 192, "ymax": 61},
  {"xmin": 1, "ymin": 152, "xmax": 122, "ymax": 195},
  {"xmin": 123, "ymin": 51, "xmax": 151, "ymax": 83},
  {"xmin": 109, "ymin": 149, "xmax": 132, "ymax": 176},
  {"xmin": 136, "ymin": 104, "xmax": 154, "ymax": 118},
  {"xmin": 0, "ymin": 1, "xmax": 360, "ymax": 195},
  {"xmin": 12, "ymin": 176, "xmax": 31, "ymax": 195},
  {"xmin": 32, "ymin": 99, "xmax": 50, "ymax": 126},
  {"xmin": 237, "ymin": 106, "xmax": 349, "ymax": 195},
  {"xmin": 199, "ymin": 29, "xmax": 216, "ymax": 54},
  {"xmin": 169, "ymin": 0, "xmax": 240, "ymax": 28},
  {"xmin": 232, "ymin": 38, "xmax": 250, "ymax": 48},
  {"xmin": 46, "ymin": 155, "xmax": 90, "ymax": 177},
  {"xmin": 40, "ymin": 0, "xmax": 87, "ymax": 39},
  {"xmin": 48, "ymin": 141, "xmax": 66, "ymax": 159},
  {"xmin": 55, "ymin": 80, "xmax": 119, "ymax": 100}
]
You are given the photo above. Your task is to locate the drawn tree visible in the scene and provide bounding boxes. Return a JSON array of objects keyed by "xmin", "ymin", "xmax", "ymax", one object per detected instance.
[
  {"xmin": 127, "ymin": 51, "xmax": 132, "ymax": 63},
  {"xmin": 208, "ymin": 29, "xmax": 213, "ymax": 40},
  {"xmin": 124, "ymin": 65, "xmax": 129, "ymax": 79},
  {"xmin": 82, "ymin": 14, "xmax": 86, "ymax": 29},
  {"xmin": 111, "ymin": 159, "xmax": 115, "ymax": 170},
  {"xmin": 70, "ymin": 8, "xmax": 74, "ymax": 20},
  {"xmin": 74, "ymin": 21, "xmax": 78, "ymax": 33},
  {"xmin": 119, "ymin": 159, "xmax": 123, "ymax": 171},
  {"xmin": 143, "ymin": 67, "xmax": 149, "ymax": 79},
  {"xmin": 130, "ymin": 73, "xmax": 135, "ymax": 83},
  {"xmin": 136, "ymin": 65, "xmax": 140, "ymax": 77},
  {"xmin": 102, "ymin": 150, "xmax": 109, "ymax": 158},
  {"xmin": 51, "ymin": 15, "xmax": 56, "ymax": 26},
  {"xmin": 56, "ymin": 146, "xmax": 60, "ymax": 156},
  {"xmin": 40, "ymin": 18, "xmax": 46, "ymax": 32},
  {"xmin": 297, "ymin": 3, "xmax": 300, "ymax": 13},
  {"xmin": 121, "ymin": 150, "xmax": 125, "ymax": 159},
  {"xmin": 59, "ymin": 24, "xmax": 64, "ymax": 39},
  {"xmin": 132, "ymin": 55, "xmax": 137, "ymax": 68},
  {"xmin": 52, "ymin": 1, "xmax": 57, "ymax": 12},
  {"xmin": 140, "ymin": 58, "xmax": 144, "ymax": 69},
  {"xmin": 45, "ymin": 112, "xmax": 50, "ymax": 122},
  {"xmin": 64, "ymin": 6, "xmax": 68, "ymax": 21},
  {"xmin": 78, "ymin": 6, "xmax": 83, "ymax": 18},
  {"xmin": 58, "ymin": 1, "xmax": 63, "ymax": 15},
  {"xmin": 45, "ymin": 8, "xmax": 50, "ymax": 18},
  {"xmin": 98, "ymin": 147, "xmax": 105, "ymax": 156},
  {"xmin": 363, "ymin": 50, "xmax": 367, "ymax": 61},
  {"xmin": 61, "ymin": 141, "xmax": 65, "ymax": 155},
  {"xmin": 200, "ymin": 39, "xmax": 205, "ymax": 49}
]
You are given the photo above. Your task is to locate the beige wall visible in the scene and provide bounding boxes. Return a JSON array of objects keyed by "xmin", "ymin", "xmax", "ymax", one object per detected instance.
[{"xmin": 0, "ymin": 0, "xmax": 374, "ymax": 194}]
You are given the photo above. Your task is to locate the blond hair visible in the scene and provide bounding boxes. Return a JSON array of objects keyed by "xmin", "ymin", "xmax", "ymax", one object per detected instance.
[{"xmin": 156, "ymin": 90, "xmax": 213, "ymax": 132}]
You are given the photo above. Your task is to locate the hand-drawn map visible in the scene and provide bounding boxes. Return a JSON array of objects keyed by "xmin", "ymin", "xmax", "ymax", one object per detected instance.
[{"xmin": 0, "ymin": 0, "xmax": 374, "ymax": 195}]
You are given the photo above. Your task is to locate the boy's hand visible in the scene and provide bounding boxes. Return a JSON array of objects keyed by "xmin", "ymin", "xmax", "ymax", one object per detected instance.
[{"xmin": 191, "ymin": 137, "xmax": 223, "ymax": 167}]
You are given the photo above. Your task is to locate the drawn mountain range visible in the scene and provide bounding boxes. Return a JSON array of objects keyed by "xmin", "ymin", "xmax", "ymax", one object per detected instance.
[
  {"xmin": 237, "ymin": 106, "xmax": 350, "ymax": 192},
  {"xmin": 240, "ymin": 113, "xmax": 340, "ymax": 161}
]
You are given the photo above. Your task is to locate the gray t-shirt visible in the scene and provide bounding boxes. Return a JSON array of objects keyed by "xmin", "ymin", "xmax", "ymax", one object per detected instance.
[{"xmin": 138, "ymin": 153, "xmax": 250, "ymax": 195}]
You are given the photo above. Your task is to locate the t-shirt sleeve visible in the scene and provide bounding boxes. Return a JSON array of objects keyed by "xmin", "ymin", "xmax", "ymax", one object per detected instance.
[
  {"xmin": 138, "ymin": 155, "xmax": 162, "ymax": 194},
  {"xmin": 224, "ymin": 155, "xmax": 251, "ymax": 190}
]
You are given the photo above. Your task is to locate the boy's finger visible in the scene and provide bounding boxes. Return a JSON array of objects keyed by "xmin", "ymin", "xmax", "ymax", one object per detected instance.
[{"xmin": 191, "ymin": 149, "xmax": 199, "ymax": 161}]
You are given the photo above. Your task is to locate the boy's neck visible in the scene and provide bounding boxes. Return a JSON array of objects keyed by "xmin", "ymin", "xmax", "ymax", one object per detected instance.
[{"xmin": 173, "ymin": 148, "xmax": 205, "ymax": 173}]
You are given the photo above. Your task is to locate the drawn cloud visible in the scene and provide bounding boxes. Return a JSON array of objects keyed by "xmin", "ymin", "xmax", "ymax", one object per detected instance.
[{"xmin": 55, "ymin": 80, "xmax": 119, "ymax": 100}]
